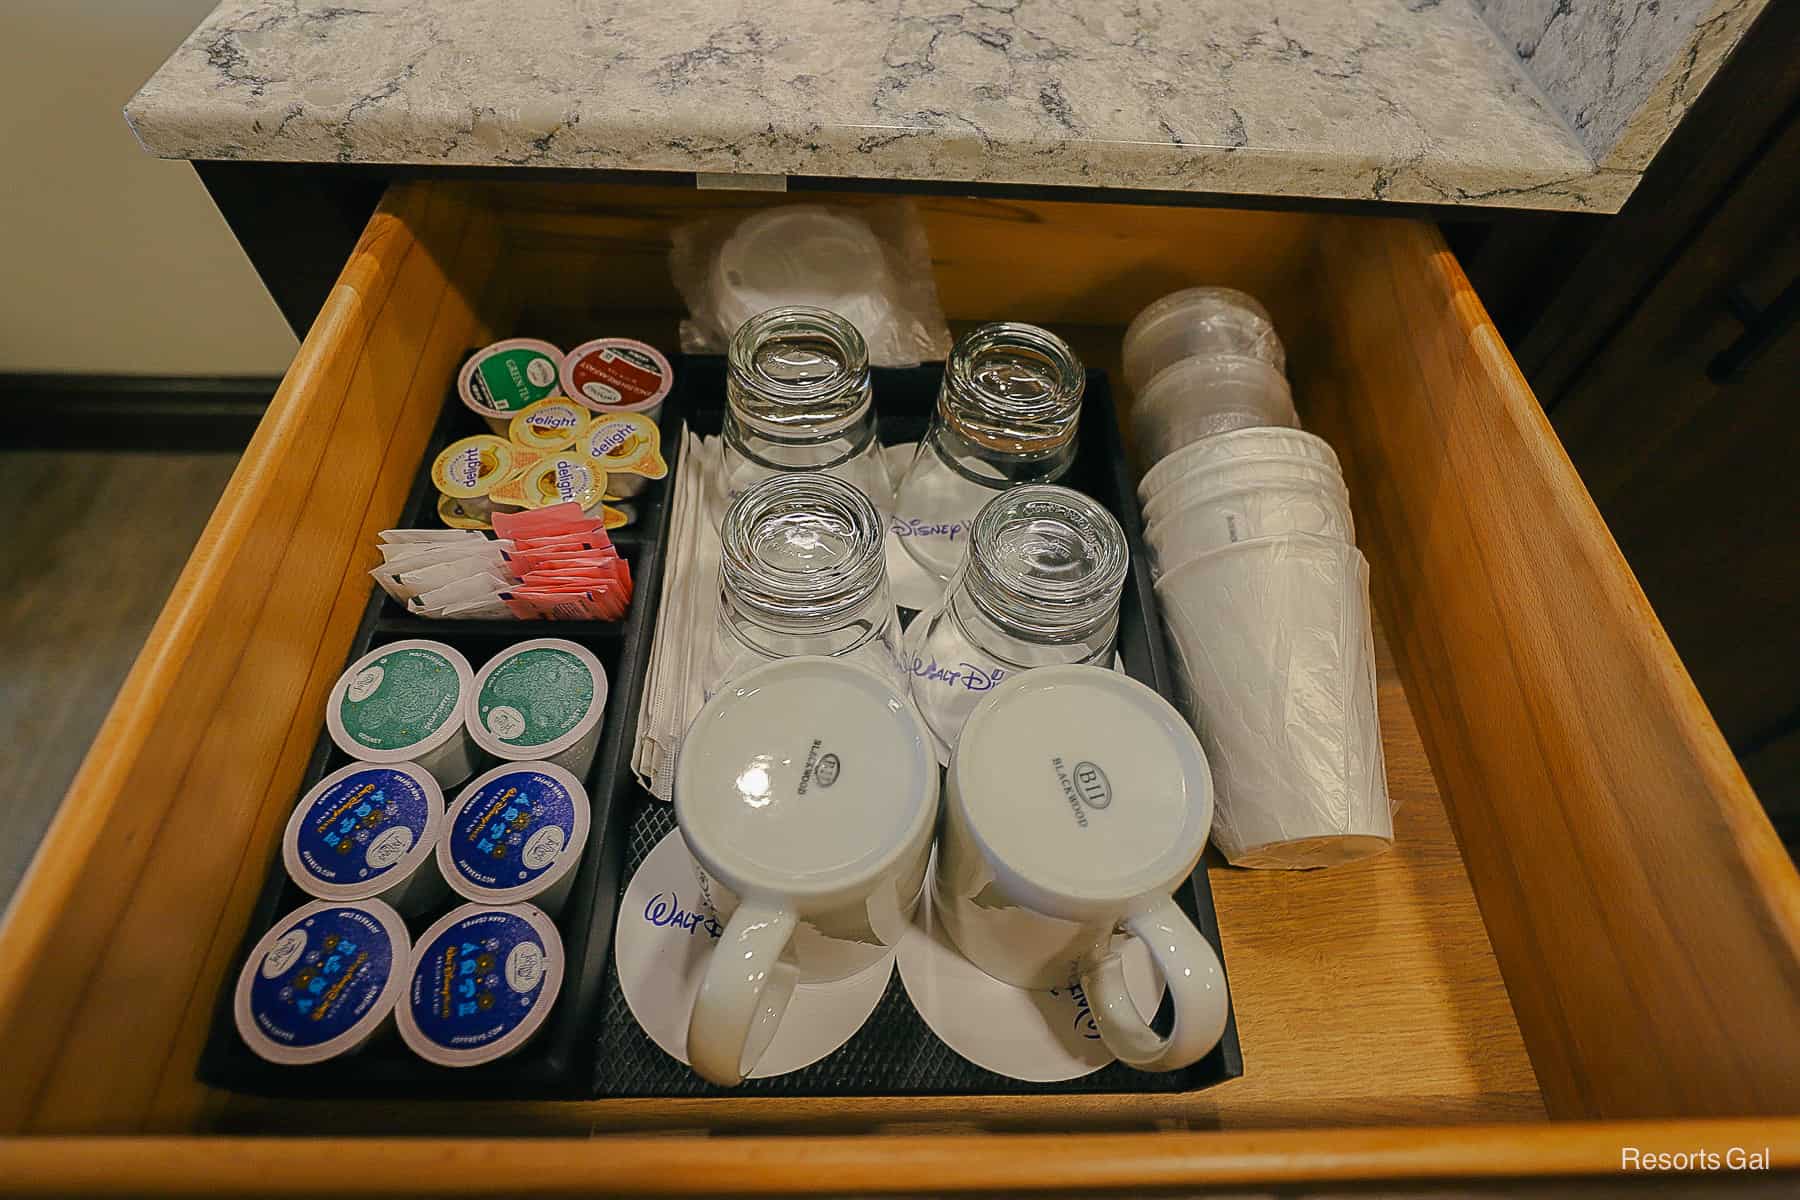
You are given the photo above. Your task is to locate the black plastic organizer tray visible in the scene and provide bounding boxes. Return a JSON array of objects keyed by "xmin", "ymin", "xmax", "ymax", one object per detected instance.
[
  {"xmin": 197, "ymin": 361, "xmax": 683, "ymax": 1099},
  {"xmin": 200, "ymin": 354, "xmax": 1242, "ymax": 1101},
  {"xmin": 588, "ymin": 357, "xmax": 1243, "ymax": 1098}
]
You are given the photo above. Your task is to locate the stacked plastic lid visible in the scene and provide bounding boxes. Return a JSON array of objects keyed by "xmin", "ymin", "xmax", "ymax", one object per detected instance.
[
  {"xmin": 1126, "ymin": 290, "xmax": 1391, "ymax": 871},
  {"xmin": 1122, "ymin": 288, "xmax": 1297, "ymax": 463}
]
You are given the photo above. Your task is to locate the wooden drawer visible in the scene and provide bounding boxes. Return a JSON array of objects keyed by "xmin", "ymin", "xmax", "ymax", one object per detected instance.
[{"xmin": 2, "ymin": 181, "xmax": 1796, "ymax": 1194}]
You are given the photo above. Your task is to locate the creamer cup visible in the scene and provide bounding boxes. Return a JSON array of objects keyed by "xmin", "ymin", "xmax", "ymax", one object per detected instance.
[
  {"xmin": 466, "ymin": 639, "xmax": 608, "ymax": 777},
  {"xmin": 397, "ymin": 902, "xmax": 564, "ymax": 1067},
  {"xmin": 438, "ymin": 761, "xmax": 591, "ymax": 915},
  {"xmin": 234, "ymin": 898, "xmax": 410, "ymax": 1065},
  {"xmin": 508, "ymin": 397, "xmax": 591, "ymax": 453},
  {"xmin": 489, "ymin": 452, "xmax": 607, "ymax": 513},
  {"xmin": 327, "ymin": 640, "xmax": 480, "ymax": 789},
  {"xmin": 577, "ymin": 411, "xmax": 668, "ymax": 499},
  {"xmin": 459, "ymin": 339, "xmax": 564, "ymax": 433},
  {"xmin": 432, "ymin": 435, "xmax": 521, "ymax": 500},
  {"xmin": 560, "ymin": 338, "xmax": 673, "ymax": 421},
  {"xmin": 282, "ymin": 762, "xmax": 448, "ymax": 916}
]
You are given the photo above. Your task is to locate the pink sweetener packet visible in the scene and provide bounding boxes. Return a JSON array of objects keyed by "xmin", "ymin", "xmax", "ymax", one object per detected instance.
[
  {"xmin": 501, "ymin": 588, "xmax": 620, "ymax": 622},
  {"xmin": 505, "ymin": 547, "xmax": 621, "ymax": 574},
  {"xmin": 491, "ymin": 502, "xmax": 594, "ymax": 541}
]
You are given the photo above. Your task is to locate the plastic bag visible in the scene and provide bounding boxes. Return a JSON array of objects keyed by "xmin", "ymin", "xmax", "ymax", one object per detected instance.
[{"xmin": 669, "ymin": 201, "xmax": 951, "ymax": 368}]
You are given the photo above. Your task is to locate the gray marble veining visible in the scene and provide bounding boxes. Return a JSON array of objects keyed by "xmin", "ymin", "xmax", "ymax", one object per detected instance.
[
  {"xmin": 1473, "ymin": 0, "xmax": 1766, "ymax": 170},
  {"xmin": 127, "ymin": 1, "xmax": 1650, "ymax": 211}
]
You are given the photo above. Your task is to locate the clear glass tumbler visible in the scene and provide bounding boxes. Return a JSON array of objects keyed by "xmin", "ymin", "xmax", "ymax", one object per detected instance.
[
  {"xmin": 890, "ymin": 322, "xmax": 1084, "ymax": 583},
  {"xmin": 902, "ymin": 484, "xmax": 1128, "ymax": 758},
  {"xmin": 721, "ymin": 305, "xmax": 893, "ymax": 515},
  {"xmin": 702, "ymin": 472, "xmax": 905, "ymax": 698}
]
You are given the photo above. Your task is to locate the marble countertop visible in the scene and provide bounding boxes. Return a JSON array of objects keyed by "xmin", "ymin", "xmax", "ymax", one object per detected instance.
[{"xmin": 125, "ymin": 1, "xmax": 1668, "ymax": 212}]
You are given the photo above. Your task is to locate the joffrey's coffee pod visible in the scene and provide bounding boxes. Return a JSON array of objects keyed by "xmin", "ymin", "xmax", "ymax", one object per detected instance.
[
  {"xmin": 234, "ymin": 899, "xmax": 410, "ymax": 1065},
  {"xmin": 396, "ymin": 902, "xmax": 564, "ymax": 1067},
  {"xmin": 438, "ymin": 761, "xmax": 591, "ymax": 916},
  {"xmin": 282, "ymin": 762, "xmax": 447, "ymax": 917}
]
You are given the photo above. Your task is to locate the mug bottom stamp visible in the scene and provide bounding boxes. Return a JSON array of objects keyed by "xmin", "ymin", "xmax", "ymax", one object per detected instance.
[{"xmin": 615, "ymin": 827, "xmax": 893, "ymax": 1079}]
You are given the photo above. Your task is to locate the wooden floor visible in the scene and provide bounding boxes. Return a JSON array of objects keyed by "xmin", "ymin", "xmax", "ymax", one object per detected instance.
[{"xmin": 0, "ymin": 451, "xmax": 238, "ymax": 907}]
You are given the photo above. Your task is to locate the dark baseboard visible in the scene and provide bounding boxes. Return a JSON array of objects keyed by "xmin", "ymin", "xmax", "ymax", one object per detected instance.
[{"xmin": 2, "ymin": 373, "xmax": 280, "ymax": 452}]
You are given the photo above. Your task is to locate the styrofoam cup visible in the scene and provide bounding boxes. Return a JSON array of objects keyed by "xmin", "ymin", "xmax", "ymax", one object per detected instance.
[
  {"xmin": 396, "ymin": 902, "xmax": 564, "ymax": 1068},
  {"xmin": 1122, "ymin": 287, "xmax": 1286, "ymax": 393},
  {"xmin": 466, "ymin": 639, "xmax": 608, "ymax": 778},
  {"xmin": 438, "ymin": 761, "xmax": 591, "ymax": 916},
  {"xmin": 1143, "ymin": 452, "xmax": 1345, "ymax": 529},
  {"xmin": 1155, "ymin": 532, "xmax": 1392, "ymax": 869},
  {"xmin": 1146, "ymin": 481, "xmax": 1354, "ymax": 577},
  {"xmin": 1138, "ymin": 428, "xmax": 1341, "ymax": 507},
  {"xmin": 282, "ymin": 762, "xmax": 448, "ymax": 917},
  {"xmin": 327, "ymin": 640, "xmax": 480, "ymax": 789},
  {"xmin": 1133, "ymin": 354, "xmax": 1297, "ymax": 464},
  {"xmin": 234, "ymin": 898, "xmax": 410, "ymax": 1065}
]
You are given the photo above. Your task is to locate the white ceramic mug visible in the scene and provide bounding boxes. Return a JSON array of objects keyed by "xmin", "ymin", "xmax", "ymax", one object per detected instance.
[
  {"xmin": 675, "ymin": 656, "xmax": 939, "ymax": 1086},
  {"xmin": 936, "ymin": 665, "xmax": 1228, "ymax": 1072}
]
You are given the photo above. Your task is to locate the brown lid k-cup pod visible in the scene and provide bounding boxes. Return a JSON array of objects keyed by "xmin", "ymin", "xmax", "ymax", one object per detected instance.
[{"xmin": 560, "ymin": 338, "xmax": 673, "ymax": 420}]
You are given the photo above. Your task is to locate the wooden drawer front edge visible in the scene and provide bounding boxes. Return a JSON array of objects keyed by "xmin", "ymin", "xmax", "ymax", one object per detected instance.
[
  {"xmin": 0, "ymin": 183, "xmax": 501, "ymax": 1134},
  {"xmin": 1300, "ymin": 218, "xmax": 1800, "ymax": 1119},
  {"xmin": 1, "ymin": 1119, "xmax": 1797, "ymax": 1196}
]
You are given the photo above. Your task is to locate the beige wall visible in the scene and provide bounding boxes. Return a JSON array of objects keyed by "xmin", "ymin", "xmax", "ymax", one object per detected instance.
[{"xmin": 0, "ymin": 1, "xmax": 296, "ymax": 376}]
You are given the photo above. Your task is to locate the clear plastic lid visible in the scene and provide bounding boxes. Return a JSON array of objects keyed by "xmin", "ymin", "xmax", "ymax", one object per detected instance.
[
  {"xmin": 1133, "ymin": 353, "xmax": 1298, "ymax": 464},
  {"xmin": 1122, "ymin": 287, "xmax": 1286, "ymax": 393},
  {"xmin": 713, "ymin": 207, "xmax": 895, "ymax": 338}
]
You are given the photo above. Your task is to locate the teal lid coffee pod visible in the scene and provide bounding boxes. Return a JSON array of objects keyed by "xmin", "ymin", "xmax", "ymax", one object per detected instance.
[
  {"xmin": 234, "ymin": 898, "xmax": 410, "ymax": 1065},
  {"xmin": 466, "ymin": 639, "xmax": 608, "ymax": 777},
  {"xmin": 396, "ymin": 902, "xmax": 564, "ymax": 1067},
  {"xmin": 327, "ymin": 639, "xmax": 478, "ymax": 789},
  {"xmin": 282, "ymin": 762, "xmax": 447, "ymax": 917}
]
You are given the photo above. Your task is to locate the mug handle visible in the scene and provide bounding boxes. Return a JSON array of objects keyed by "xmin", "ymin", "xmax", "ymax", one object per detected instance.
[
  {"xmin": 1081, "ymin": 895, "xmax": 1229, "ymax": 1071},
  {"xmin": 686, "ymin": 899, "xmax": 800, "ymax": 1086}
]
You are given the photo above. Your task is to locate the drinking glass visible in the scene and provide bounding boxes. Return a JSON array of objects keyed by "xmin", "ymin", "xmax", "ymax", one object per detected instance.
[
  {"xmin": 721, "ymin": 305, "xmax": 892, "ymax": 514},
  {"xmin": 890, "ymin": 322, "xmax": 1084, "ymax": 583},
  {"xmin": 902, "ymin": 484, "xmax": 1127, "ymax": 756},
  {"xmin": 703, "ymin": 473, "xmax": 904, "ymax": 698}
]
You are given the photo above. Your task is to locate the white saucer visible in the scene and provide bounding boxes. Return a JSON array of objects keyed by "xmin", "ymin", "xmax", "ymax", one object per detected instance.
[
  {"xmin": 615, "ymin": 827, "xmax": 894, "ymax": 1079},
  {"xmin": 896, "ymin": 871, "xmax": 1166, "ymax": 1082}
]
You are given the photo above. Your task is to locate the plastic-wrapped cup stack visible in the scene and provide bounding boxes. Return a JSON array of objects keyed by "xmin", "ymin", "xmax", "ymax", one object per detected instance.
[{"xmin": 1126, "ymin": 288, "xmax": 1391, "ymax": 870}]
